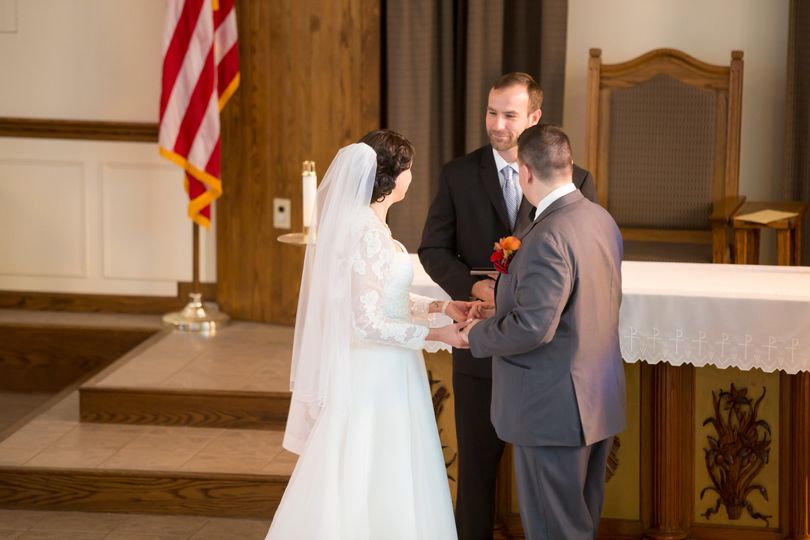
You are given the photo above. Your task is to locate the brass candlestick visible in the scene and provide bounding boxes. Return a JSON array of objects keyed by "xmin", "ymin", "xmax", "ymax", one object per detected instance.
[{"xmin": 277, "ymin": 227, "xmax": 311, "ymax": 245}]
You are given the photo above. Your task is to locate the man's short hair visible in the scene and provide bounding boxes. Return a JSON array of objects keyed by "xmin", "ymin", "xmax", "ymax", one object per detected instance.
[
  {"xmin": 517, "ymin": 124, "xmax": 573, "ymax": 182},
  {"xmin": 491, "ymin": 72, "xmax": 543, "ymax": 113}
]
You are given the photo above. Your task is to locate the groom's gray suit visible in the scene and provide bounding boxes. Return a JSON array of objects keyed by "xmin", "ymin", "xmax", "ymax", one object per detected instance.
[{"xmin": 468, "ymin": 189, "xmax": 626, "ymax": 540}]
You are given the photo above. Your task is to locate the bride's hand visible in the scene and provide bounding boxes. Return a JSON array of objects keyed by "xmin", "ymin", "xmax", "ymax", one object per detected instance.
[{"xmin": 427, "ymin": 322, "xmax": 467, "ymax": 349}]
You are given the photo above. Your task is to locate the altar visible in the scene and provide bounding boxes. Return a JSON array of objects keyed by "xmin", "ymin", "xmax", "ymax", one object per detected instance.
[{"xmin": 411, "ymin": 258, "xmax": 810, "ymax": 540}]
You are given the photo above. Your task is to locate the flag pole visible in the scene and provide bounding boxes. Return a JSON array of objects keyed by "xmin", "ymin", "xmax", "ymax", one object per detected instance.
[
  {"xmin": 158, "ymin": 0, "xmax": 238, "ymax": 334},
  {"xmin": 192, "ymin": 221, "xmax": 200, "ymax": 293},
  {"xmin": 162, "ymin": 219, "xmax": 230, "ymax": 334}
]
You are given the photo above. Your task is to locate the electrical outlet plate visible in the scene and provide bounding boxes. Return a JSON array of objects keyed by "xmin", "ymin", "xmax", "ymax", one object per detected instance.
[{"xmin": 273, "ymin": 198, "xmax": 292, "ymax": 229}]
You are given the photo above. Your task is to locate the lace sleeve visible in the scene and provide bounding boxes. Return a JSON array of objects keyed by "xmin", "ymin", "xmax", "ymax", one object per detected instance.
[
  {"xmin": 408, "ymin": 293, "xmax": 434, "ymax": 320},
  {"xmin": 350, "ymin": 224, "xmax": 429, "ymax": 349}
]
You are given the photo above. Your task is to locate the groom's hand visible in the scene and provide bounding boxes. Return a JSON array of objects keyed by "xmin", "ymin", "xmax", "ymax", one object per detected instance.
[
  {"xmin": 445, "ymin": 300, "xmax": 478, "ymax": 322},
  {"xmin": 471, "ymin": 279, "xmax": 495, "ymax": 303},
  {"xmin": 469, "ymin": 302, "xmax": 495, "ymax": 320}
]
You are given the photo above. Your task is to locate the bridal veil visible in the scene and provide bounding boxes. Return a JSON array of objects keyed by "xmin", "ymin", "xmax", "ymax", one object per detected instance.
[{"xmin": 282, "ymin": 143, "xmax": 377, "ymax": 454}]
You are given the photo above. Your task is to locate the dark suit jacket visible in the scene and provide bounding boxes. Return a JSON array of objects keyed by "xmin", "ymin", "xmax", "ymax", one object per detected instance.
[
  {"xmin": 468, "ymin": 191, "xmax": 626, "ymax": 446},
  {"xmin": 418, "ymin": 144, "xmax": 597, "ymax": 378}
]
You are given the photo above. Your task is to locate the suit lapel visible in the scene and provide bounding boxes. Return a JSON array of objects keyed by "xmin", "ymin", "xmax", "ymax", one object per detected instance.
[
  {"xmin": 480, "ymin": 147, "xmax": 511, "ymax": 231},
  {"xmin": 513, "ymin": 197, "xmax": 534, "ymax": 234}
]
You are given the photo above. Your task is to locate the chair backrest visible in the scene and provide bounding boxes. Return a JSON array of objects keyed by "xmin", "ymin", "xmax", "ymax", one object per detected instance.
[{"xmin": 586, "ymin": 48, "xmax": 744, "ymax": 262}]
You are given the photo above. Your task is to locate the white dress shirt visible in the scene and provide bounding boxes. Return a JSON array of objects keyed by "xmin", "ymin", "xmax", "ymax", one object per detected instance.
[{"xmin": 534, "ymin": 182, "xmax": 576, "ymax": 221}]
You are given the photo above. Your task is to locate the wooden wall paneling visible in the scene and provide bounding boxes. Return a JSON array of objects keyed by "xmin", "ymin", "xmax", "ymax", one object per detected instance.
[
  {"xmin": 689, "ymin": 368, "xmax": 786, "ymax": 540},
  {"xmin": 639, "ymin": 361, "xmax": 654, "ymax": 532},
  {"xmin": 789, "ymin": 372, "xmax": 810, "ymax": 540},
  {"xmin": 218, "ymin": 0, "xmax": 381, "ymax": 325},
  {"xmin": 0, "ymin": 282, "xmax": 216, "ymax": 315},
  {"xmin": 0, "ymin": 118, "xmax": 158, "ymax": 143},
  {"xmin": 218, "ymin": 0, "xmax": 276, "ymax": 324},
  {"xmin": 775, "ymin": 373, "xmax": 790, "ymax": 540},
  {"xmin": 644, "ymin": 363, "xmax": 693, "ymax": 540}
]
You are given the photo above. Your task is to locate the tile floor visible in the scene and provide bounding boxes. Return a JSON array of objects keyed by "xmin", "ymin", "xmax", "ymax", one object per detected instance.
[
  {"xmin": 0, "ymin": 392, "xmax": 297, "ymax": 476},
  {"xmin": 88, "ymin": 323, "xmax": 293, "ymax": 394}
]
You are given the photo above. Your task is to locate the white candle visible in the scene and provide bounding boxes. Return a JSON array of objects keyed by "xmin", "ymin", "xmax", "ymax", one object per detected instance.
[{"xmin": 302, "ymin": 161, "xmax": 317, "ymax": 229}]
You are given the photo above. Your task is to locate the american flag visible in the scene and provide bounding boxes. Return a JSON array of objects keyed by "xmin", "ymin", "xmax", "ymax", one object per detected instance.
[{"xmin": 159, "ymin": 0, "xmax": 239, "ymax": 228}]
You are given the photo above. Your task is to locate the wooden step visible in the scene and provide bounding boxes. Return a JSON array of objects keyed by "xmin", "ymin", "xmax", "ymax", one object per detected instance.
[
  {"xmin": 78, "ymin": 322, "xmax": 293, "ymax": 430},
  {"xmin": 0, "ymin": 392, "xmax": 296, "ymax": 519},
  {"xmin": 0, "ymin": 467, "xmax": 286, "ymax": 519},
  {"xmin": 0, "ymin": 309, "xmax": 159, "ymax": 393},
  {"xmin": 80, "ymin": 387, "xmax": 290, "ymax": 430}
]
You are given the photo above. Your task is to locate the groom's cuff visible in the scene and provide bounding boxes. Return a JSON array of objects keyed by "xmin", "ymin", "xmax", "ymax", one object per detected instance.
[{"xmin": 467, "ymin": 320, "xmax": 489, "ymax": 358}]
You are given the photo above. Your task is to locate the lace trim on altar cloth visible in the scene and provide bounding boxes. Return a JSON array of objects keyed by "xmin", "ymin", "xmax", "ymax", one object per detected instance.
[{"xmin": 621, "ymin": 327, "xmax": 809, "ymax": 374}]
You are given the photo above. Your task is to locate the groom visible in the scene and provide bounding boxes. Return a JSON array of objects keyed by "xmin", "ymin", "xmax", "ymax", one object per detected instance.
[{"xmin": 461, "ymin": 124, "xmax": 626, "ymax": 540}]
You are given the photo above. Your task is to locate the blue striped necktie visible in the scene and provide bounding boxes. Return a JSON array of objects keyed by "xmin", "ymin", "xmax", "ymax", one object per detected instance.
[{"xmin": 502, "ymin": 165, "xmax": 519, "ymax": 229}]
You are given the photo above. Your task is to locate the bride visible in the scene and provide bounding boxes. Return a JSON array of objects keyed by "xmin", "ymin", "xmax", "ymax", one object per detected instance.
[{"xmin": 266, "ymin": 130, "xmax": 471, "ymax": 539}]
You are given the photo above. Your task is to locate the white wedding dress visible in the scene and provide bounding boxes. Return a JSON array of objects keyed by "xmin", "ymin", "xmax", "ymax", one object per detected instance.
[{"xmin": 266, "ymin": 207, "xmax": 457, "ymax": 540}]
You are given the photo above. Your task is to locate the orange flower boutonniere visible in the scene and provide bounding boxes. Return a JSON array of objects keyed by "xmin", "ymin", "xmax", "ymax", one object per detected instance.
[{"xmin": 490, "ymin": 236, "xmax": 522, "ymax": 274}]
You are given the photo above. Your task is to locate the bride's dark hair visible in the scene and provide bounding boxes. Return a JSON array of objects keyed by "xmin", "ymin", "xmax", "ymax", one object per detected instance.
[{"xmin": 358, "ymin": 129, "xmax": 414, "ymax": 203}]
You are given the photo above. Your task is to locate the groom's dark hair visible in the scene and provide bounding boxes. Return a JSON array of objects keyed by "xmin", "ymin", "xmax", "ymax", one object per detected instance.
[
  {"xmin": 359, "ymin": 129, "xmax": 415, "ymax": 203},
  {"xmin": 517, "ymin": 124, "xmax": 573, "ymax": 182}
]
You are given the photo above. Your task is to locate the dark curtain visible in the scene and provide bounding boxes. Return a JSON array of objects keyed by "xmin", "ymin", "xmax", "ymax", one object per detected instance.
[
  {"xmin": 784, "ymin": 0, "xmax": 810, "ymax": 265},
  {"xmin": 384, "ymin": 0, "xmax": 569, "ymax": 250}
]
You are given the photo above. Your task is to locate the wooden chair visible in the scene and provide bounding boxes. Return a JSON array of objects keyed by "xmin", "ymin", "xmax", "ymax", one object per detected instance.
[{"xmin": 586, "ymin": 48, "xmax": 746, "ymax": 263}]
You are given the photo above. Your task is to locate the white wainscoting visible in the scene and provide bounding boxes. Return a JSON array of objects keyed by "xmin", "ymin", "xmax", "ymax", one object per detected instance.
[
  {"xmin": 0, "ymin": 137, "xmax": 216, "ymax": 296},
  {"xmin": 0, "ymin": 158, "xmax": 85, "ymax": 278}
]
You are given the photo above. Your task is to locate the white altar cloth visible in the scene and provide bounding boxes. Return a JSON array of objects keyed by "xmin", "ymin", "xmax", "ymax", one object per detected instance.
[{"xmin": 410, "ymin": 256, "xmax": 810, "ymax": 373}]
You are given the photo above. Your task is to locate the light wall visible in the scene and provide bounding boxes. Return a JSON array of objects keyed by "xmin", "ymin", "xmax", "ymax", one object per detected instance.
[
  {"xmin": 0, "ymin": 0, "xmax": 216, "ymax": 296},
  {"xmin": 0, "ymin": 0, "xmax": 794, "ymax": 297},
  {"xmin": 0, "ymin": 0, "xmax": 162, "ymax": 121},
  {"xmin": 564, "ymin": 0, "xmax": 790, "ymax": 204}
]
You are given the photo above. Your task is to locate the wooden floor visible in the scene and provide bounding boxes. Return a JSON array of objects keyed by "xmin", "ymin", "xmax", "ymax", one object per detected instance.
[
  {"xmin": 0, "ymin": 321, "xmax": 297, "ymax": 527},
  {"xmin": 0, "ymin": 509, "xmax": 270, "ymax": 539}
]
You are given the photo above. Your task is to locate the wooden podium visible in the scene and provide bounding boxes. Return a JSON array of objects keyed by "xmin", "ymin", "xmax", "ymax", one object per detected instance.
[{"xmin": 732, "ymin": 201, "xmax": 807, "ymax": 266}]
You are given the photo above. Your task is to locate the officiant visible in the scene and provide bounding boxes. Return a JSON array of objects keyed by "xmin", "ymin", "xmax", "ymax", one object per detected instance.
[{"xmin": 418, "ymin": 72, "xmax": 597, "ymax": 540}]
